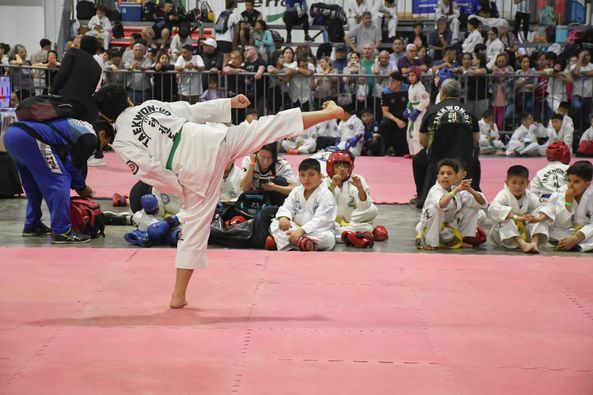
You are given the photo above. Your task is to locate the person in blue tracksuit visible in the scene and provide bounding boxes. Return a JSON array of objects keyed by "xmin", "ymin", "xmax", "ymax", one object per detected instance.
[{"xmin": 3, "ymin": 118, "xmax": 114, "ymax": 243}]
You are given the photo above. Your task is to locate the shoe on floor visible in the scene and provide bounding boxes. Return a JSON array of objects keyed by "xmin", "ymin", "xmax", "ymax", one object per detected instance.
[
  {"xmin": 22, "ymin": 222, "xmax": 51, "ymax": 237},
  {"xmin": 51, "ymin": 228, "xmax": 91, "ymax": 244},
  {"xmin": 87, "ymin": 157, "xmax": 106, "ymax": 167}
]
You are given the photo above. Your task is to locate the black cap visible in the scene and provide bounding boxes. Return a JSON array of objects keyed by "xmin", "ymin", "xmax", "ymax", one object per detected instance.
[{"xmin": 336, "ymin": 43, "xmax": 347, "ymax": 52}]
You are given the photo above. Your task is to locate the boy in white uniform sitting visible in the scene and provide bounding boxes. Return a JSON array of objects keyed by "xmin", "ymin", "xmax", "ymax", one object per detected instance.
[
  {"xmin": 268, "ymin": 159, "xmax": 338, "ymax": 251},
  {"xmin": 529, "ymin": 141, "xmax": 570, "ymax": 199},
  {"xmin": 478, "ymin": 110, "xmax": 505, "ymax": 154},
  {"xmin": 335, "ymin": 95, "xmax": 365, "ymax": 157},
  {"xmin": 539, "ymin": 161, "xmax": 593, "ymax": 252},
  {"xmin": 488, "ymin": 165, "xmax": 552, "ymax": 253},
  {"xmin": 281, "ymin": 125, "xmax": 318, "ymax": 155},
  {"xmin": 506, "ymin": 112, "xmax": 548, "ymax": 157},
  {"xmin": 323, "ymin": 151, "xmax": 388, "ymax": 247},
  {"xmin": 547, "ymin": 113, "xmax": 574, "ymax": 152},
  {"xmin": 416, "ymin": 158, "xmax": 487, "ymax": 250}
]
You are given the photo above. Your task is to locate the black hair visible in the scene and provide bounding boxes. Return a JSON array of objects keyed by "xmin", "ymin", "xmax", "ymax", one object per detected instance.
[
  {"xmin": 182, "ymin": 44, "xmax": 193, "ymax": 52},
  {"xmin": 437, "ymin": 158, "xmax": 460, "ymax": 173},
  {"xmin": 567, "ymin": 161, "xmax": 593, "ymax": 182},
  {"xmin": 226, "ymin": 0, "xmax": 236, "ymax": 9},
  {"xmin": 474, "ymin": 43, "xmax": 487, "ymax": 53},
  {"xmin": 258, "ymin": 143, "xmax": 278, "ymax": 174},
  {"xmin": 337, "ymin": 93, "xmax": 355, "ymax": 114},
  {"xmin": 490, "ymin": 27, "xmax": 499, "ymax": 35},
  {"xmin": 468, "ymin": 18, "xmax": 481, "ymax": 28},
  {"xmin": 360, "ymin": 108, "xmax": 373, "ymax": 116},
  {"xmin": 97, "ymin": 5, "xmax": 109, "ymax": 13},
  {"xmin": 94, "ymin": 84, "xmax": 130, "ymax": 121},
  {"xmin": 245, "ymin": 108, "xmax": 258, "ymax": 116},
  {"xmin": 130, "ymin": 32, "xmax": 142, "ymax": 41},
  {"xmin": 108, "ymin": 48, "xmax": 123, "ymax": 58},
  {"xmin": 47, "ymin": 50, "xmax": 59, "ymax": 61},
  {"xmin": 520, "ymin": 111, "xmax": 532, "ymax": 122},
  {"xmin": 518, "ymin": 54, "xmax": 531, "ymax": 67},
  {"xmin": 558, "ymin": 101, "xmax": 570, "ymax": 111},
  {"xmin": 482, "ymin": 110, "xmax": 493, "ymax": 118},
  {"xmin": 550, "ymin": 113, "xmax": 563, "ymax": 122},
  {"xmin": 507, "ymin": 165, "xmax": 529, "ymax": 179},
  {"xmin": 414, "ymin": 22, "xmax": 423, "ymax": 28},
  {"xmin": 444, "ymin": 46, "xmax": 457, "ymax": 54},
  {"xmin": 39, "ymin": 38, "xmax": 51, "ymax": 48},
  {"xmin": 93, "ymin": 119, "xmax": 116, "ymax": 143},
  {"xmin": 80, "ymin": 35, "xmax": 99, "ymax": 55},
  {"xmin": 256, "ymin": 19, "xmax": 267, "ymax": 30},
  {"xmin": 298, "ymin": 158, "xmax": 321, "ymax": 173},
  {"xmin": 544, "ymin": 51, "xmax": 557, "ymax": 62}
]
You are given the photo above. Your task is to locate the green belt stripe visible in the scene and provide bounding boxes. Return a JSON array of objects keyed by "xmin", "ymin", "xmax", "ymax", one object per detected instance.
[{"xmin": 166, "ymin": 129, "xmax": 182, "ymax": 171}]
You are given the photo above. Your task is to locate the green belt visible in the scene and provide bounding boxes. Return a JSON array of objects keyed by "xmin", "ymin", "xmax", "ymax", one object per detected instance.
[{"xmin": 166, "ymin": 128, "xmax": 182, "ymax": 171}]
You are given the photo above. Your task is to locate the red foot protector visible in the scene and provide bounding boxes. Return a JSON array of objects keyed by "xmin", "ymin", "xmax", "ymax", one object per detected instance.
[
  {"xmin": 372, "ymin": 225, "xmax": 389, "ymax": 241},
  {"xmin": 342, "ymin": 231, "xmax": 374, "ymax": 248}
]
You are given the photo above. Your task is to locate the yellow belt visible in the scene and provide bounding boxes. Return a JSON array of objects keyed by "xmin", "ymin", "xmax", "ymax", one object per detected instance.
[{"xmin": 416, "ymin": 222, "xmax": 464, "ymax": 249}]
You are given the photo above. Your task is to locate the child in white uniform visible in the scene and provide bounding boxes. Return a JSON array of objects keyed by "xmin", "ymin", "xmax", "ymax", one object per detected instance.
[
  {"xmin": 539, "ymin": 161, "xmax": 593, "ymax": 252},
  {"xmin": 416, "ymin": 158, "xmax": 487, "ymax": 249},
  {"xmin": 489, "ymin": 165, "xmax": 551, "ymax": 253},
  {"xmin": 95, "ymin": 84, "xmax": 344, "ymax": 308},
  {"xmin": 269, "ymin": 159, "xmax": 338, "ymax": 251},
  {"xmin": 404, "ymin": 66, "xmax": 430, "ymax": 156},
  {"xmin": 506, "ymin": 112, "xmax": 548, "ymax": 157},
  {"xmin": 478, "ymin": 110, "xmax": 505, "ymax": 154},
  {"xmin": 547, "ymin": 113, "xmax": 573, "ymax": 152},
  {"xmin": 323, "ymin": 151, "xmax": 384, "ymax": 246},
  {"xmin": 529, "ymin": 141, "xmax": 570, "ymax": 199},
  {"xmin": 335, "ymin": 95, "xmax": 365, "ymax": 156}
]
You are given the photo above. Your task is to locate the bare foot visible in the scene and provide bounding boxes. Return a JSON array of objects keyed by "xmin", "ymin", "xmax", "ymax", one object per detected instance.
[
  {"xmin": 322, "ymin": 100, "xmax": 344, "ymax": 119},
  {"xmin": 461, "ymin": 242, "xmax": 473, "ymax": 248},
  {"xmin": 169, "ymin": 294, "xmax": 188, "ymax": 309},
  {"xmin": 529, "ymin": 243, "xmax": 541, "ymax": 254},
  {"xmin": 517, "ymin": 238, "xmax": 534, "ymax": 253},
  {"xmin": 423, "ymin": 245, "xmax": 436, "ymax": 250}
]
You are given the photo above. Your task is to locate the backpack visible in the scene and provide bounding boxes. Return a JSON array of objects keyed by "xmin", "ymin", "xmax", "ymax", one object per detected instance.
[
  {"xmin": 15, "ymin": 95, "xmax": 75, "ymax": 122},
  {"xmin": 70, "ymin": 197, "xmax": 105, "ymax": 238},
  {"xmin": 236, "ymin": 192, "xmax": 271, "ymax": 216},
  {"xmin": 270, "ymin": 30, "xmax": 284, "ymax": 49},
  {"xmin": 214, "ymin": 10, "xmax": 232, "ymax": 34}
]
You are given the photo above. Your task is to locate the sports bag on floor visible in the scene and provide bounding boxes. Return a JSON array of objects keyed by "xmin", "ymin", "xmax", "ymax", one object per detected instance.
[{"xmin": 70, "ymin": 197, "xmax": 106, "ymax": 238}]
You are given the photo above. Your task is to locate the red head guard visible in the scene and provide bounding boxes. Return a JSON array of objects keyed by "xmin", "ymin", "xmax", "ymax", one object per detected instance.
[
  {"xmin": 408, "ymin": 66, "xmax": 423, "ymax": 80},
  {"xmin": 326, "ymin": 151, "xmax": 354, "ymax": 178},
  {"xmin": 546, "ymin": 141, "xmax": 571, "ymax": 165}
]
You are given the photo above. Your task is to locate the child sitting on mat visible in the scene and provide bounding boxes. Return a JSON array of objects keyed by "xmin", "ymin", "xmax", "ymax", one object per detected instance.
[
  {"xmin": 323, "ymin": 150, "xmax": 388, "ymax": 248},
  {"xmin": 478, "ymin": 110, "xmax": 505, "ymax": 155},
  {"xmin": 529, "ymin": 141, "xmax": 570, "ymax": 200},
  {"xmin": 416, "ymin": 158, "xmax": 487, "ymax": 250},
  {"xmin": 267, "ymin": 158, "xmax": 337, "ymax": 251},
  {"xmin": 488, "ymin": 165, "xmax": 552, "ymax": 253},
  {"xmin": 539, "ymin": 160, "xmax": 593, "ymax": 252}
]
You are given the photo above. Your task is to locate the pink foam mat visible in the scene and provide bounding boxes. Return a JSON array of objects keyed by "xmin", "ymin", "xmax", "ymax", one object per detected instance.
[
  {"xmin": 86, "ymin": 153, "xmax": 591, "ymax": 204},
  {"xmin": 1, "ymin": 247, "xmax": 592, "ymax": 394}
]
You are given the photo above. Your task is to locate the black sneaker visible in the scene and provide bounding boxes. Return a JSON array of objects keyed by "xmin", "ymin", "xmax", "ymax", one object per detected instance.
[
  {"xmin": 51, "ymin": 228, "xmax": 91, "ymax": 244},
  {"xmin": 22, "ymin": 222, "xmax": 52, "ymax": 237}
]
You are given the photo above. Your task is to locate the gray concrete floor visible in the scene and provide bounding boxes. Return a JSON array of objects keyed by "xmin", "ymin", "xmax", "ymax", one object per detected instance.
[{"xmin": 0, "ymin": 197, "xmax": 588, "ymax": 258}]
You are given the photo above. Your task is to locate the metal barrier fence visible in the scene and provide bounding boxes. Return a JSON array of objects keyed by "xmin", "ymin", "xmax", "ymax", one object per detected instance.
[{"xmin": 1, "ymin": 64, "xmax": 591, "ymax": 135}]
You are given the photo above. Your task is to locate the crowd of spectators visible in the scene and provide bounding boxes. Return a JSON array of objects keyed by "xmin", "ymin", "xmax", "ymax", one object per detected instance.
[{"xmin": 1, "ymin": 0, "xmax": 593, "ymax": 159}]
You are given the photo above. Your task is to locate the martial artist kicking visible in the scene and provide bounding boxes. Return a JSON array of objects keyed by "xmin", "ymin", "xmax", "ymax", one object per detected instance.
[{"xmin": 94, "ymin": 84, "xmax": 344, "ymax": 308}]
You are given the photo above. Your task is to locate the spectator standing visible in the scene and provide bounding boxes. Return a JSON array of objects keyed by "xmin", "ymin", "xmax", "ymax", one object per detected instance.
[
  {"xmin": 51, "ymin": 36, "xmax": 101, "ymax": 122},
  {"xmin": 459, "ymin": 52, "xmax": 489, "ymax": 120},
  {"xmin": 284, "ymin": 0, "xmax": 312, "ymax": 44},
  {"xmin": 103, "ymin": 48, "xmax": 125, "ymax": 86},
  {"xmin": 332, "ymin": 44, "xmax": 349, "ymax": 72},
  {"xmin": 30, "ymin": 39, "xmax": 52, "ymax": 96},
  {"xmin": 513, "ymin": 0, "xmax": 531, "ymax": 41},
  {"xmin": 215, "ymin": 0, "xmax": 241, "ymax": 65},
  {"xmin": 514, "ymin": 55, "xmax": 536, "ymax": 116},
  {"xmin": 243, "ymin": 45, "xmax": 267, "ymax": 114},
  {"xmin": 267, "ymin": 50, "xmax": 291, "ymax": 113},
  {"xmin": 123, "ymin": 43, "xmax": 153, "ymax": 105},
  {"xmin": 199, "ymin": 38, "xmax": 224, "ymax": 92},
  {"xmin": 32, "ymin": 49, "xmax": 60, "ymax": 95},
  {"xmin": 153, "ymin": 50, "xmax": 177, "ymax": 102},
  {"xmin": 287, "ymin": 55, "xmax": 314, "ymax": 111},
  {"xmin": 491, "ymin": 53, "xmax": 514, "ymax": 131},
  {"xmin": 313, "ymin": 55, "xmax": 338, "ymax": 104},
  {"xmin": 410, "ymin": 22, "xmax": 428, "ymax": 50},
  {"xmin": 175, "ymin": 45, "xmax": 205, "ymax": 104},
  {"xmin": 345, "ymin": 11, "xmax": 381, "ymax": 53},
  {"xmin": 30, "ymin": 38, "xmax": 51, "ymax": 65},
  {"xmin": 373, "ymin": 50, "xmax": 395, "ymax": 100},
  {"xmin": 379, "ymin": 71, "xmax": 408, "ymax": 156},
  {"xmin": 570, "ymin": 50, "xmax": 593, "ymax": 138},
  {"xmin": 9, "ymin": 45, "xmax": 33, "ymax": 101}
]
